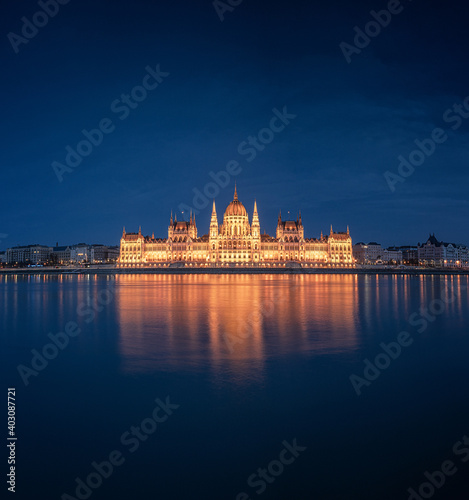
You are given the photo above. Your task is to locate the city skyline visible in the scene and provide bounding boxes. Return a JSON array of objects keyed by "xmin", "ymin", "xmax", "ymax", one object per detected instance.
[{"xmin": 2, "ymin": 192, "xmax": 468, "ymax": 252}]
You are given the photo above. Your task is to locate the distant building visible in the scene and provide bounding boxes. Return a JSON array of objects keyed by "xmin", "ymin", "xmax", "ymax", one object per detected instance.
[
  {"xmin": 90, "ymin": 245, "xmax": 107, "ymax": 263},
  {"xmin": 353, "ymin": 242, "xmax": 383, "ymax": 264},
  {"xmin": 400, "ymin": 246, "xmax": 418, "ymax": 265},
  {"xmin": 51, "ymin": 245, "xmax": 72, "ymax": 264},
  {"xmin": 459, "ymin": 246, "xmax": 469, "ymax": 267},
  {"xmin": 418, "ymin": 234, "xmax": 469, "ymax": 268},
  {"xmin": 6, "ymin": 245, "xmax": 52, "ymax": 265},
  {"xmin": 70, "ymin": 243, "xmax": 90, "ymax": 263},
  {"xmin": 105, "ymin": 246, "xmax": 119, "ymax": 262},
  {"xmin": 5, "ymin": 243, "xmax": 118, "ymax": 266},
  {"xmin": 91, "ymin": 244, "xmax": 119, "ymax": 263},
  {"xmin": 52, "ymin": 244, "xmax": 118, "ymax": 264},
  {"xmin": 382, "ymin": 247, "xmax": 402, "ymax": 264}
]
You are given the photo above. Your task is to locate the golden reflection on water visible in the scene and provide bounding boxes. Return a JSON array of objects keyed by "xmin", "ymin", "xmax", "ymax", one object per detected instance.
[
  {"xmin": 114, "ymin": 274, "xmax": 366, "ymax": 380},
  {"xmin": 1, "ymin": 273, "xmax": 467, "ymax": 384},
  {"xmin": 111, "ymin": 273, "xmax": 469, "ymax": 381}
]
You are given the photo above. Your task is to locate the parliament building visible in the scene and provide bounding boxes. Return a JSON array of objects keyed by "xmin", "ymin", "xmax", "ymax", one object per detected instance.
[{"xmin": 118, "ymin": 187, "xmax": 353, "ymax": 267}]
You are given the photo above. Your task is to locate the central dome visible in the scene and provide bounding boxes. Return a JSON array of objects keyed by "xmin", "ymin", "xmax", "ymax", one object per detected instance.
[{"xmin": 224, "ymin": 186, "xmax": 247, "ymax": 217}]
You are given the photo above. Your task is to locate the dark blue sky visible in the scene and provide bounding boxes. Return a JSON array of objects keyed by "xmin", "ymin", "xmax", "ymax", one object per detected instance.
[{"xmin": 1, "ymin": 0, "xmax": 468, "ymax": 249}]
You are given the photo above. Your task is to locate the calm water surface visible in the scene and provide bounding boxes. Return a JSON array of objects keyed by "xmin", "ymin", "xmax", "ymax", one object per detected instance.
[{"xmin": 2, "ymin": 274, "xmax": 469, "ymax": 499}]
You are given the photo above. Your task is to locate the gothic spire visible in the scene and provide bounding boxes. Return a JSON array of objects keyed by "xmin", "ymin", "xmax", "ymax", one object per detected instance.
[
  {"xmin": 210, "ymin": 200, "xmax": 218, "ymax": 224},
  {"xmin": 252, "ymin": 200, "xmax": 259, "ymax": 227},
  {"xmin": 233, "ymin": 183, "xmax": 238, "ymax": 201}
]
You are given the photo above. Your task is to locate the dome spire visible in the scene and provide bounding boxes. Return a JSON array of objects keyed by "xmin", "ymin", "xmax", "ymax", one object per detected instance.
[{"xmin": 233, "ymin": 183, "xmax": 238, "ymax": 201}]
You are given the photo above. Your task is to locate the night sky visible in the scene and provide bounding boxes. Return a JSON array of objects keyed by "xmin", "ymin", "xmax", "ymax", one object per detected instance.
[{"xmin": 1, "ymin": 0, "xmax": 468, "ymax": 249}]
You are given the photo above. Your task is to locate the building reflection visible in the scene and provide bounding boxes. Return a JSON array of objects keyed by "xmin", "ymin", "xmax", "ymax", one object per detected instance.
[
  {"xmin": 115, "ymin": 274, "xmax": 365, "ymax": 383},
  {"xmin": 1, "ymin": 273, "xmax": 468, "ymax": 384}
]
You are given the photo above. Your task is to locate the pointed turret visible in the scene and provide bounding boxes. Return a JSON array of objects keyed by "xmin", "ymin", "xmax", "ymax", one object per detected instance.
[
  {"xmin": 299, "ymin": 210, "xmax": 302, "ymax": 225},
  {"xmin": 330, "ymin": 224, "xmax": 333, "ymax": 236},
  {"xmin": 252, "ymin": 200, "xmax": 260, "ymax": 239},
  {"xmin": 152, "ymin": 231, "xmax": 155, "ymax": 239},
  {"xmin": 170, "ymin": 211, "xmax": 173, "ymax": 225},
  {"xmin": 122, "ymin": 226, "xmax": 126, "ymax": 237},
  {"xmin": 347, "ymin": 225, "xmax": 350, "ymax": 235},
  {"xmin": 211, "ymin": 200, "xmax": 218, "ymax": 224},
  {"xmin": 233, "ymin": 183, "xmax": 238, "ymax": 201},
  {"xmin": 210, "ymin": 200, "xmax": 218, "ymax": 239},
  {"xmin": 138, "ymin": 226, "xmax": 142, "ymax": 236},
  {"xmin": 278, "ymin": 210, "xmax": 282, "ymax": 224}
]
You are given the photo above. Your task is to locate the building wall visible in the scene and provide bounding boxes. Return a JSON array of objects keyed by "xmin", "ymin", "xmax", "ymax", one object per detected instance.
[
  {"xmin": 353, "ymin": 243, "xmax": 383, "ymax": 264},
  {"xmin": 418, "ymin": 236, "xmax": 469, "ymax": 267},
  {"xmin": 6, "ymin": 245, "xmax": 52, "ymax": 264}
]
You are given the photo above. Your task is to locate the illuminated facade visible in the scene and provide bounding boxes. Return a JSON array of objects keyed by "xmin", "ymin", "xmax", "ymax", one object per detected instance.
[{"xmin": 118, "ymin": 187, "xmax": 354, "ymax": 267}]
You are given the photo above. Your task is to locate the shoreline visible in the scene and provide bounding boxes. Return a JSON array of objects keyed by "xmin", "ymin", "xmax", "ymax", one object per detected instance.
[{"xmin": 1, "ymin": 267, "xmax": 468, "ymax": 276}]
